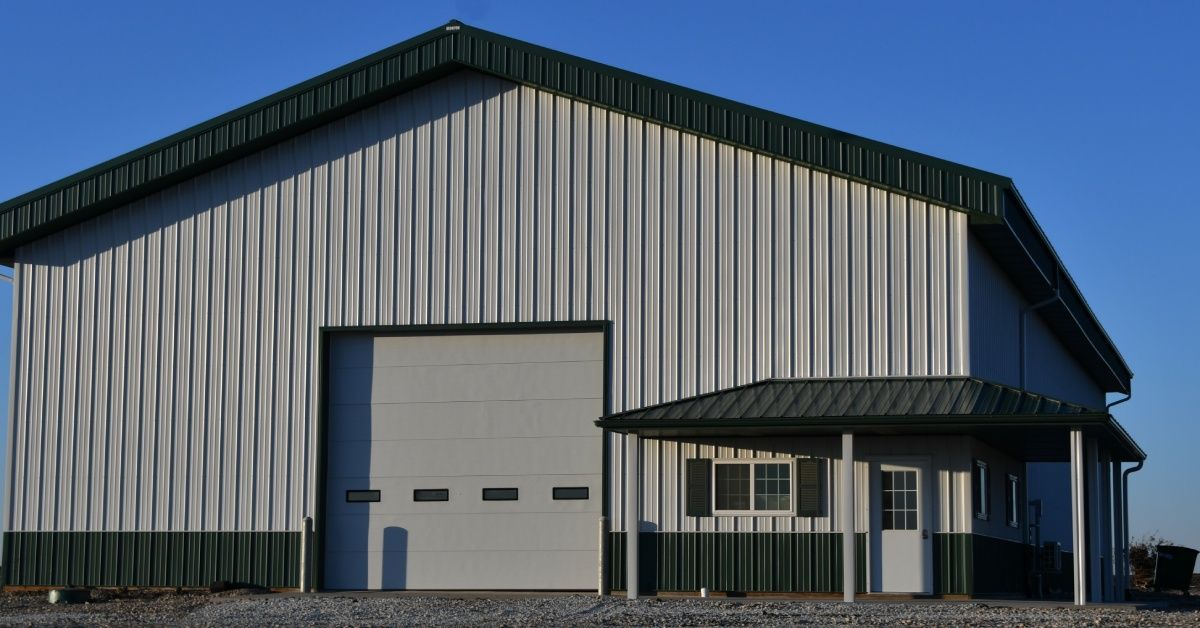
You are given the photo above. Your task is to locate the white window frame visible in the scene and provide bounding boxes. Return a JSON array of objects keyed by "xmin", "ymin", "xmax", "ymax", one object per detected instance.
[
  {"xmin": 711, "ymin": 459, "xmax": 797, "ymax": 516},
  {"xmin": 974, "ymin": 459, "xmax": 990, "ymax": 521},
  {"xmin": 1005, "ymin": 474, "xmax": 1020, "ymax": 528}
]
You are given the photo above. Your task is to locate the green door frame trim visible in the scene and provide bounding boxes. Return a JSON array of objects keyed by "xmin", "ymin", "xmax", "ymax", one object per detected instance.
[{"xmin": 313, "ymin": 320, "xmax": 613, "ymax": 591}]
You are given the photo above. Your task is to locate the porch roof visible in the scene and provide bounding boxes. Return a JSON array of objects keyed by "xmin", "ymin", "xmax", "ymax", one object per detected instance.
[{"xmin": 595, "ymin": 377, "xmax": 1145, "ymax": 462}]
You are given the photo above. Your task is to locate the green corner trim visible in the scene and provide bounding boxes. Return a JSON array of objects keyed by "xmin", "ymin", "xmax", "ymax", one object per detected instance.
[{"xmin": 2, "ymin": 531, "xmax": 299, "ymax": 588}]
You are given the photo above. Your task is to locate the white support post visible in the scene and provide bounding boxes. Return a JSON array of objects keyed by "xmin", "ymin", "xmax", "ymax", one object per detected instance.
[
  {"xmin": 841, "ymin": 431, "xmax": 856, "ymax": 603},
  {"xmin": 1086, "ymin": 437, "xmax": 1103, "ymax": 603},
  {"xmin": 625, "ymin": 432, "xmax": 640, "ymax": 600},
  {"xmin": 1098, "ymin": 451, "xmax": 1113, "ymax": 601},
  {"xmin": 1111, "ymin": 460, "xmax": 1125, "ymax": 599},
  {"xmin": 1070, "ymin": 428, "xmax": 1087, "ymax": 606}
]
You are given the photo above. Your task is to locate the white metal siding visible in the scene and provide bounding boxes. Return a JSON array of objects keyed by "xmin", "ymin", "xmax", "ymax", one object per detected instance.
[
  {"xmin": 967, "ymin": 234, "xmax": 1104, "ymax": 408},
  {"xmin": 7, "ymin": 70, "xmax": 969, "ymax": 532}
]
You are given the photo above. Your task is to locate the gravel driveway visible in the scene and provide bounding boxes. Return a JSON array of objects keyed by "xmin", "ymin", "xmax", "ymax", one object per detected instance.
[{"xmin": 0, "ymin": 591, "xmax": 1197, "ymax": 627}]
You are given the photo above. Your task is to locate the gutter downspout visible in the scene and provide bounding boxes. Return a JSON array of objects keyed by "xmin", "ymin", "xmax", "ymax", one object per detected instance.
[
  {"xmin": 1120, "ymin": 460, "xmax": 1143, "ymax": 599},
  {"xmin": 1106, "ymin": 392, "xmax": 1133, "ymax": 598},
  {"xmin": 1020, "ymin": 289, "xmax": 1060, "ymax": 389}
]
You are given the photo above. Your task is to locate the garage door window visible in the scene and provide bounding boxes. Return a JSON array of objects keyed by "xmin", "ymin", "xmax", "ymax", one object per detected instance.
[
  {"xmin": 482, "ymin": 488, "xmax": 518, "ymax": 501},
  {"xmin": 413, "ymin": 489, "xmax": 449, "ymax": 502},
  {"xmin": 552, "ymin": 487, "xmax": 589, "ymax": 500}
]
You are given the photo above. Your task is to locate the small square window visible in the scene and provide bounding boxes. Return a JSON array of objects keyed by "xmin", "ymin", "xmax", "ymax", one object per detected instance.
[
  {"xmin": 482, "ymin": 488, "xmax": 518, "ymax": 501},
  {"xmin": 553, "ymin": 487, "xmax": 589, "ymax": 500},
  {"xmin": 346, "ymin": 490, "xmax": 380, "ymax": 503},
  {"xmin": 413, "ymin": 489, "xmax": 449, "ymax": 502}
]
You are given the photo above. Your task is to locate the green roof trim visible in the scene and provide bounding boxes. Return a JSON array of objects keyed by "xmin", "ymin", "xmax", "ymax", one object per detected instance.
[
  {"xmin": 596, "ymin": 377, "xmax": 1144, "ymax": 461},
  {"xmin": 0, "ymin": 20, "xmax": 1130, "ymax": 392}
]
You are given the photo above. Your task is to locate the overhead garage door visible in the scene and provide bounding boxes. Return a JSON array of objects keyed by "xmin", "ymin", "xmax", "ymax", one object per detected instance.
[{"xmin": 323, "ymin": 329, "xmax": 605, "ymax": 590}]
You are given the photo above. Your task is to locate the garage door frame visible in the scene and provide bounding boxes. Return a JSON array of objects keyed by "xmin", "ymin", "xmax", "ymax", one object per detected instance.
[{"xmin": 313, "ymin": 321, "xmax": 612, "ymax": 591}]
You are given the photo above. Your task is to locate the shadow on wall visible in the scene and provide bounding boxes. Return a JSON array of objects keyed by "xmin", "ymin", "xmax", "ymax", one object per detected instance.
[{"xmin": 382, "ymin": 526, "xmax": 408, "ymax": 589}]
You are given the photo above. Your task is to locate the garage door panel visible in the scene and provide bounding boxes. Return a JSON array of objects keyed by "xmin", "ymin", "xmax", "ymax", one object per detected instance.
[
  {"xmin": 327, "ymin": 360, "xmax": 603, "ymax": 405},
  {"xmin": 326, "ymin": 436, "xmax": 599, "ymax": 478},
  {"xmin": 359, "ymin": 332, "xmax": 604, "ymax": 368},
  {"xmin": 325, "ymin": 550, "xmax": 597, "ymax": 590},
  {"xmin": 326, "ymin": 474, "xmax": 600, "ymax": 516},
  {"xmin": 322, "ymin": 511, "xmax": 600, "ymax": 552},
  {"xmin": 324, "ymin": 330, "xmax": 603, "ymax": 590},
  {"xmin": 327, "ymin": 397, "xmax": 603, "ymax": 442}
]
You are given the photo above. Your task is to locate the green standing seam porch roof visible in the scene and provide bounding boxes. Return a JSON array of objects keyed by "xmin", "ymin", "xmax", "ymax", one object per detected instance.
[
  {"xmin": 0, "ymin": 20, "xmax": 1130, "ymax": 392},
  {"xmin": 596, "ymin": 377, "xmax": 1145, "ymax": 462}
]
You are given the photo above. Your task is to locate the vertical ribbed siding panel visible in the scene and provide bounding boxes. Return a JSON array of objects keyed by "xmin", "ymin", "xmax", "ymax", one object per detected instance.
[{"xmin": 8, "ymin": 70, "xmax": 970, "ymax": 534}]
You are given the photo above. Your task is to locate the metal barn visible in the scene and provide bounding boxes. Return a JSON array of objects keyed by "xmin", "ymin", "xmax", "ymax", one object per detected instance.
[{"xmin": 0, "ymin": 22, "xmax": 1140, "ymax": 604}]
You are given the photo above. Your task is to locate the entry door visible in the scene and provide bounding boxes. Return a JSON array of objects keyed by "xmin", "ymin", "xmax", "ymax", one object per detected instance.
[{"xmin": 869, "ymin": 460, "xmax": 933, "ymax": 593}]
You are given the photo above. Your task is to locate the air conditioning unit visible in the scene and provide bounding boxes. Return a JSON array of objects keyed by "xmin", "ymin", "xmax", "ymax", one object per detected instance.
[{"xmin": 1041, "ymin": 542, "xmax": 1062, "ymax": 573}]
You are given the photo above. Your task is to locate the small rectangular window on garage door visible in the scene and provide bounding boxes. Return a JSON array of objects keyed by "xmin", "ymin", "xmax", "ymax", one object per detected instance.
[
  {"xmin": 413, "ymin": 489, "xmax": 449, "ymax": 502},
  {"xmin": 482, "ymin": 488, "xmax": 518, "ymax": 501},
  {"xmin": 552, "ymin": 487, "xmax": 589, "ymax": 500},
  {"xmin": 345, "ymin": 490, "xmax": 381, "ymax": 503}
]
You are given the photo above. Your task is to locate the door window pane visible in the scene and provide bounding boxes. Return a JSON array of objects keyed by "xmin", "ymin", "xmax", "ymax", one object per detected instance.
[{"xmin": 881, "ymin": 470, "xmax": 918, "ymax": 531}]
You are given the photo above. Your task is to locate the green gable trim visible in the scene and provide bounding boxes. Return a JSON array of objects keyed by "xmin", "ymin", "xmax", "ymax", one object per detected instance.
[
  {"xmin": 2, "ymin": 531, "xmax": 299, "ymax": 589},
  {"xmin": 0, "ymin": 20, "xmax": 1129, "ymax": 392}
]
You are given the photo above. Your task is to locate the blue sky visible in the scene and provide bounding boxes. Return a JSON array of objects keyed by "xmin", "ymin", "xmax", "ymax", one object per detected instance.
[{"xmin": 0, "ymin": 0, "xmax": 1197, "ymax": 554}]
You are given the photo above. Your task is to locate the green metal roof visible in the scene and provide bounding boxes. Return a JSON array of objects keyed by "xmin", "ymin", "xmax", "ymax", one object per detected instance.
[
  {"xmin": 596, "ymin": 377, "xmax": 1145, "ymax": 462},
  {"xmin": 0, "ymin": 20, "xmax": 1130, "ymax": 393}
]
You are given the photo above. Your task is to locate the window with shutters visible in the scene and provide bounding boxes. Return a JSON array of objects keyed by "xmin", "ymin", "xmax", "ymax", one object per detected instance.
[{"xmin": 712, "ymin": 460, "xmax": 795, "ymax": 515}]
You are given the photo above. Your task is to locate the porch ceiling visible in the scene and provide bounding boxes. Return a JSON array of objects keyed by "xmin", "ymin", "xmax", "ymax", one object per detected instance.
[{"xmin": 595, "ymin": 377, "xmax": 1145, "ymax": 462}]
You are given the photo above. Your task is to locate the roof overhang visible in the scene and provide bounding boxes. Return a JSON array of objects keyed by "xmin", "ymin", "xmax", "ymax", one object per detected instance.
[
  {"xmin": 0, "ymin": 20, "xmax": 1130, "ymax": 393},
  {"xmin": 596, "ymin": 378, "xmax": 1145, "ymax": 462},
  {"xmin": 597, "ymin": 413, "xmax": 1144, "ymax": 463}
]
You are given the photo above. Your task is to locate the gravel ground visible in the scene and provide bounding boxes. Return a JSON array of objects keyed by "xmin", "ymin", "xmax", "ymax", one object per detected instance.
[{"xmin": 0, "ymin": 590, "xmax": 1197, "ymax": 627}]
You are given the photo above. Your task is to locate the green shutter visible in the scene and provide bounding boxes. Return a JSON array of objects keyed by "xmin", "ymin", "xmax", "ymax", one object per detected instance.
[
  {"xmin": 686, "ymin": 459, "xmax": 712, "ymax": 517},
  {"xmin": 798, "ymin": 458, "xmax": 821, "ymax": 517}
]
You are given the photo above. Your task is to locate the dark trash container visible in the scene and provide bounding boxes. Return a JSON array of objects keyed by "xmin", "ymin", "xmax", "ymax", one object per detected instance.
[{"xmin": 1153, "ymin": 545, "xmax": 1198, "ymax": 593}]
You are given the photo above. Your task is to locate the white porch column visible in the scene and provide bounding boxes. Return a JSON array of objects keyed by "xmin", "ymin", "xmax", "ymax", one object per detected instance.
[
  {"xmin": 1086, "ymin": 437, "xmax": 1103, "ymax": 603},
  {"xmin": 1110, "ymin": 459, "xmax": 1124, "ymax": 600},
  {"xmin": 1098, "ymin": 450, "xmax": 1113, "ymax": 601},
  {"xmin": 1069, "ymin": 428, "xmax": 1087, "ymax": 606},
  {"xmin": 841, "ymin": 431, "xmax": 856, "ymax": 602},
  {"xmin": 625, "ymin": 432, "xmax": 640, "ymax": 600}
]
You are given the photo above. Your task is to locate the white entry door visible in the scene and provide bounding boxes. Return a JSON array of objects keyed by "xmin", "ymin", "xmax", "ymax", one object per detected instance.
[{"xmin": 869, "ymin": 460, "xmax": 933, "ymax": 593}]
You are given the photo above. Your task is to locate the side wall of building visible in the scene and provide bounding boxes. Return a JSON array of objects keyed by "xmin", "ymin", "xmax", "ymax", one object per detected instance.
[
  {"xmin": 967, "ymin": 234, "xmax": 1105, "ymax": 408},
  {"xmin": 6, "ymin": 70, "xmax": 971, "ymax": 536}
]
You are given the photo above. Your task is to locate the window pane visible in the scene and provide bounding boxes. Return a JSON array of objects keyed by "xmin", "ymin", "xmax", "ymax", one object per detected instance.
[
  {"xmin": 754, "ymin": 463, "xmax": 791, "ymax": 511},
  {"xmin": 413, "ymin": 489, "xmax": 449, "ymax": 502},
  {"xmin": 882, "ymin": 472, "xmax": 893, "ymax": 491},
  {"xmin": 482, "ymin": 488, "xmax": 518, "ymax": 501},
  {"xmin": 715, "ymin": 464, "xmax": 751, "ymax": 511},
  {"xmin": 906, "ymin": 512, "xmax": 918, "ymax": 530},
  {"xmin": 346, "ymin": 490, "xmax": 380, "ymax": 503},
  {"xmin": 882, "ymin": 511, "xmax": 894, "ymax": 530},
  {"xmin": 553, "ymin": 486, "xmax": 589, "ymax": 500}
]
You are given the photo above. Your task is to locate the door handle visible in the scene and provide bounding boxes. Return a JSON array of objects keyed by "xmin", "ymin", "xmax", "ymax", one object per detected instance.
[{"xmin": 922, "ymin": 529, "xmax": 929, "ymax": 539}]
